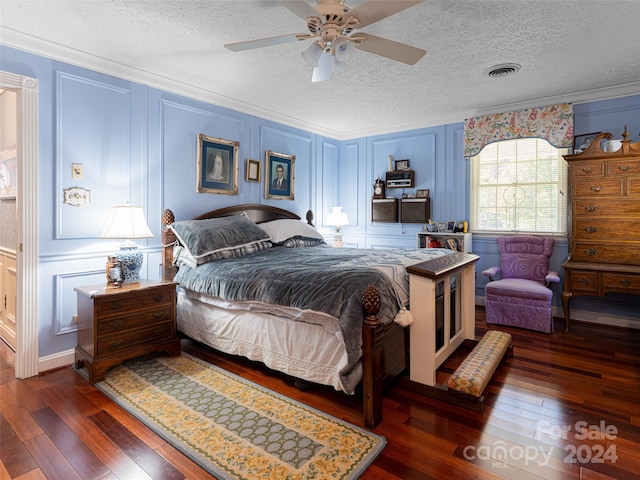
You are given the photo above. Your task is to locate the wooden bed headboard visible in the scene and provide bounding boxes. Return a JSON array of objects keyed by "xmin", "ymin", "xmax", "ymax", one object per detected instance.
[{"xmin": 161, "ymin": 204, "xmax": 314, "ymax": 280}]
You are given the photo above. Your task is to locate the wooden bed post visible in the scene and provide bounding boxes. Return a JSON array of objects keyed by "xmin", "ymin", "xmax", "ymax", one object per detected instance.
[
  {"xmin": 361, "ymin": 285, "xmax": 383, "ymax": 429},
  {"xmin": 161, "ymin": 209, "xmax": 177, "ymax": 281}
]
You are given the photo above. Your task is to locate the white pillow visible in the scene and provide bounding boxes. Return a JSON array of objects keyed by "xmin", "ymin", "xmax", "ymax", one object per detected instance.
[{"xmin": 258, "ymin": 219, "xmax": 324, "ymax": 245}]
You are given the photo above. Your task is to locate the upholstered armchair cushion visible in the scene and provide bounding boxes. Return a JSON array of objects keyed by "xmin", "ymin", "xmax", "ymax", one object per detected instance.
[{"xmin": 498, "ymin": 235, "xmax": 555, "ymax": 283}]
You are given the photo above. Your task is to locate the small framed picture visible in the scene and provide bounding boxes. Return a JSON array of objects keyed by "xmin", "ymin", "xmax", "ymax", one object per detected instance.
[
  {"xmin": 196, "ymin": 134, "xmax": 239, "ymax": 195},
  {"xmin": 265, "ymin": 150, "xmax": 295, "ymax": 200},
  {"xmin": 573, "ymin": 132, "xmax": 601, "ymax": 153},
  {"xmin": 447, "ymin": 220, "xmax": 456, "ymax": 232},
  {"xmin": 416, "ymin": 189, "xmax": 429, "ymax": 198},
  {"xmin": 395, "ymin": 159, "xmax": 410, "ymax": 171},
  {"xmin": 437, "ymin": 222, "xmax": 446, "ymax": 232},
  {"xmin": 246, "ymin": 158, "xmax": 260, "ymax": 182}
]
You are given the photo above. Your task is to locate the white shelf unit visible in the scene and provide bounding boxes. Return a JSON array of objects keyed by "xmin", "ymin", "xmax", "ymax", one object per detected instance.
[{"xmin": 417, "ymin": 232, "xmax": 472, "ymax": 253}]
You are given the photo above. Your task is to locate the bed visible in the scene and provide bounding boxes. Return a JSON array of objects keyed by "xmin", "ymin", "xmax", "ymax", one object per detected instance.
[{"xmin": 161, "ymin": 204, "xmax": 455, "ymax": 428}]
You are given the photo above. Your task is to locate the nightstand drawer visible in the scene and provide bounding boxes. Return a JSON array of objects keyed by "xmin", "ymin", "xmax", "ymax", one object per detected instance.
[
  {"xmin": 98, "ymin": 305, "xmax": 175, "ymax": 335},
  {"xmin": 97, "ymin": 322, "xmax": 175, "ymax": 356},
  {"xmin": 96, "ymin": 285, "xmax": 175, "ymax": 317}
]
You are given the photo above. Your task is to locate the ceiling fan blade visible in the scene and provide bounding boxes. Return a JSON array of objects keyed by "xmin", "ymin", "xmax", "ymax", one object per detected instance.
[
  {"xmin": 225, "ymin": 33, "xmax": 311, "ymax": 52},
  {"xmin": 355, "ymin": 33, "xmax": 426, "ymax": 65},
  {"xmin": 277, "ymin": 0, "xmax": 319, "ymax": 20},
  {"xmin": 347, "ymin": 0, "xmax": 423, "ymax": 28}
]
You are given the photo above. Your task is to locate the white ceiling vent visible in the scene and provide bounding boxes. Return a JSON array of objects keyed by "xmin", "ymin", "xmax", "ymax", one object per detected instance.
[{"xmin": 485, "ymin": 63, "xmax": 521, "ymax": 78}]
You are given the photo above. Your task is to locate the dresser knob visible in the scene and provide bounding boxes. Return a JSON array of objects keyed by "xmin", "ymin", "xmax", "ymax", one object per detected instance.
[
  {"xmin": 585, "ymin": 205, "xmax": 599, "ymax": 212},
  {"xmin": 582, "ymin": 167, "xmax": 594, "ymax": 173},
  {"xmin": 585, "ymin": 248, "xmax": 599, "ymax": 256},
  {"xmin": 590, "ymin": 185, "xmax": 604, "ymax": 192},
  {"xmin": 153, "ymin": 294, "xmax": 164, "ymax": 302},
  {"xmin": 111, "ymin": 339, "xmax": 124, "ymax": 348},
  {"xmin": 620, "ymin": 279, "xmax": 633, "ymax": 286},
  {"xmin": 110, "ymin": 301, "xmax": 122, "ymax": 310},
  {"xmin": 577, "ymin": 278, "xmax": 591, "ymax": 286},
  {"xmin": 619, "ymin": 165, "xmax": 631, "ymax": 171},
  {"xmin": 153, "ymin": 311, "xmax": 164, "ymax": 320},
  {"xmin": 585, "ymin": 226, "xmax": 598, "ymax": 233},
  {"xmin": 110, "ymin": 319, "xmax": 124, "ymax": 329}
]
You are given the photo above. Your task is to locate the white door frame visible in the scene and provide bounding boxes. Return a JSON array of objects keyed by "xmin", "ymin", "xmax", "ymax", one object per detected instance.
[{"xmin": 1, "ymin": 71, "xmax": 39, "ymax": 378}]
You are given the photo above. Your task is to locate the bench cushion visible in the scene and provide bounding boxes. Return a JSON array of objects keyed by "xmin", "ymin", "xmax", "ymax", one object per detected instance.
[{"xmin": 447, "ymin": 330, "xmax": 512, "ymax": 397}]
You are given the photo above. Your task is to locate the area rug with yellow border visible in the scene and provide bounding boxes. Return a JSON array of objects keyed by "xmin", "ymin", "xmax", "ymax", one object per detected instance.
[{"xmin": 96, "ymin": 353, "xmax": 386, "ymax": 479}]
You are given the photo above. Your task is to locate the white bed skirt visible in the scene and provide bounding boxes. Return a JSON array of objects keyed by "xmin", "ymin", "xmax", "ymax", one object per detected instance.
[{"xmin": 176, "ymin": 290, "xmax": 357, "ymax": 392}]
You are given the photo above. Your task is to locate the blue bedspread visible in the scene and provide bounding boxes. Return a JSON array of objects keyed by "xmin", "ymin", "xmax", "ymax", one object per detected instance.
[{"xmin": 174, "ymin": 245, "xmax": 449, "ymax": 392}]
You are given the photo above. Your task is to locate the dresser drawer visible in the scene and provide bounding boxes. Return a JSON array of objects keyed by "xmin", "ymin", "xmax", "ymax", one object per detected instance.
[
  {"xmin": 571, "ymin": 161, "xmax": 605, "ymax": 176},
  {"xmin": 572, "ymin": 242, "xmax": 640, "ymax": 265},
  {"xmin": 568, "ymin": 270, "xmax": 599, "ymax": 294},
  {"xmin": 96, "ymin": 285, "xmax": 175, "ymax": 317},
  {"xmin": 98, "ymin": 305, "xmax": 175, "ymax": 336},
  {"xmin": 572, "ymin": 177, "xmax": 623, "ymax": 197},
  {"xmin": 573, "ymin": 198, "xmax": 640, "ymax": 217},
  {"xmin": 572, "ymin": 220, "xmax": 610, "ymax": 240},
  {"xmin": 607, "ymin": 159, "xmax": 640, "ymax": 175},
  {"xmin": 628, "ymin": 177, "xmax": 640, "ymax": 196},
  {"xmin": 97, "ymin": 322, "xmax": 175, "ymax": 356},
  {"xmin": 602, "ymin": 272, "xmax": 640, "ymax": 295}
]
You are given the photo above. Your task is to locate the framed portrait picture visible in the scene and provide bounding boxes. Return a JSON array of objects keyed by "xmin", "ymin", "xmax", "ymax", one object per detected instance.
[
  {"xmin": 416, "ymin": 189, "xmax": 429, "ymax": 198},
  {"xmin": 395, "ymin": 159, "xmax": 410, "ymax": 171},
  {"xmin": 265, "ymin": 150, "xmax": 295, "ymax": 200},
  {"xmin": 196, "ymin": 134, "xmax": 239, "ymax": 195},
  {"xmin": 573, "ymin": 132, "xmax": 601, "ymax": 153},
  {"xmin": 446, "ymin": 220, "xmax": 456, "ymax": 232},
  {"xmin": 246, "ymin": 158, "xmax": 260, "ymax": 182}
]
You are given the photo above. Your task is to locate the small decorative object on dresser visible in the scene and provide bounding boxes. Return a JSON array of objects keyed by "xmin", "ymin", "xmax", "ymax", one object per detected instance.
[
  {"xmin": 562, "ymin": 126, "xmax": 640, "ymax": 333},
  {"xmin": 74, "ymin": 280, "xmax": 181, "ymax": 384}
]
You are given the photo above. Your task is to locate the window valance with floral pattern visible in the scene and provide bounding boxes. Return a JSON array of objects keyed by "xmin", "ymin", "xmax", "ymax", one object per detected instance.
[{"xmin": 464, "ymin": 103, "xmax": 574, "ymax": 157}]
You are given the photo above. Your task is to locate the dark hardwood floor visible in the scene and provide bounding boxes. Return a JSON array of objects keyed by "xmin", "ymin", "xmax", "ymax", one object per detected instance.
[{"xmin": 1, "ymin": 308, "xmax": 639, "ymax": 480}]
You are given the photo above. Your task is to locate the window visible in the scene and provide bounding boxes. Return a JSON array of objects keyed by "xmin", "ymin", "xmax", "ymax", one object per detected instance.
[{"xmin": 470, "ymin": 138, "xmax": 568, "ymax": 234}]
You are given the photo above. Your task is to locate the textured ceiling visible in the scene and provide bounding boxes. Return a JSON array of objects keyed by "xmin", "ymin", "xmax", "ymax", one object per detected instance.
[{"xmin": 2, "ymin": 0, "xmax": 640, "ymax": 139}]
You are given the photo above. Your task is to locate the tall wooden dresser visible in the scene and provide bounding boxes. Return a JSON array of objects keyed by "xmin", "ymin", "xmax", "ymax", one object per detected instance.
[{"xmin": 562, "ymin": 128, "xmax": 640, "ymax": 332}]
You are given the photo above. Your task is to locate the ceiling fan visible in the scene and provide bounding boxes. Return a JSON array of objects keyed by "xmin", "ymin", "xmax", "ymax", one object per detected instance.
[{"xmin": 224, "ymin": 0, "xmax": 427, "ymax": 82}]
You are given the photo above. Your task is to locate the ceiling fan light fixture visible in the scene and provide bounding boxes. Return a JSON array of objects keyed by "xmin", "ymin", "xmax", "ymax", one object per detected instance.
[
  {"xmin": 312, "ymin": 51, "xmax": 333, "ymax": 82},
  {"xmin": 301, "ymin": 42, "xmax": 324, "ymax": 67},
  {"xmin": 333, "ymin": 36, "xmax": 355, "ymax": 62}
]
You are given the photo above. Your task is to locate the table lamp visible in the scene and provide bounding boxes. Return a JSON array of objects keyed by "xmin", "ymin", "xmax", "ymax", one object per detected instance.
[
  {"xmin": 99, "ymin": 203, "xmax": 153, "ymax": 283},
  {"xmin": 326, "ymin": 206, "xmax": 349, "ymax": 248}
]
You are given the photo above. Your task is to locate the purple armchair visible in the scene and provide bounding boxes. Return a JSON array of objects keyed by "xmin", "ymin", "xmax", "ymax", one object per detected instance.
[{"xmin": 482, "ymin": 236, "xmax": 559, "ymax": 333}]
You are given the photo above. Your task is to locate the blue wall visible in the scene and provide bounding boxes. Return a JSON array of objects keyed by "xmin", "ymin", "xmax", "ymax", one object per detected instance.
[{"xmin": 2, "ymin": 44, "xmax": 639, "ymax": 363}]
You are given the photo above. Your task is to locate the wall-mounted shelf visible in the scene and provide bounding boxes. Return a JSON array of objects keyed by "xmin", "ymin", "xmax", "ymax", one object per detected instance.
[{"xmin": 417, "ymin": 232, "xmax": 472, "ymax": 252}]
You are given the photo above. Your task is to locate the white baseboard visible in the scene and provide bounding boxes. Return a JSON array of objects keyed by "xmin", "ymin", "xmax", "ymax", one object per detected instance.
[{"xmin": 38, "ymin": 349, "xmax": 74, "ymax": 374}]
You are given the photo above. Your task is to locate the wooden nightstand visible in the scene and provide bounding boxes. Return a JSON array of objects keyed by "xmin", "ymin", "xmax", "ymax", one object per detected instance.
[{"xmin": 74, "ymin": 280, "xmax": 181, "ymax": 384}]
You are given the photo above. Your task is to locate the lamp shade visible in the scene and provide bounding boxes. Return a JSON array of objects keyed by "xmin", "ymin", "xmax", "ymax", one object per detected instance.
[
  {"xmin": 301, "ymin": 41, "xmax": 324, "ymax": 67},
  {"xmin": 326, "ymin": 206, "xmax": 349, "ymax": 227},
  {"xmin": 100, "ymin": 204, "xmax": 153, "ymax": 283},
  {"xmin": 99, "ymin": 204, "xmax": 154, "ymax": 239}
]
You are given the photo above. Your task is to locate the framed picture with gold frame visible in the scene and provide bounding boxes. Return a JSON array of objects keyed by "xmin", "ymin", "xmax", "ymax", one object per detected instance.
[
  {"xmin": 246, "ymin": 158, "xmax": 260, "ymax": 183},
  {"xmin": 196, "ymin": 134, "xmax": 239, "ymax": 195},
  {"xmin": 265, "ymin": 150, "xmax": 295, "ymax": 200}
]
